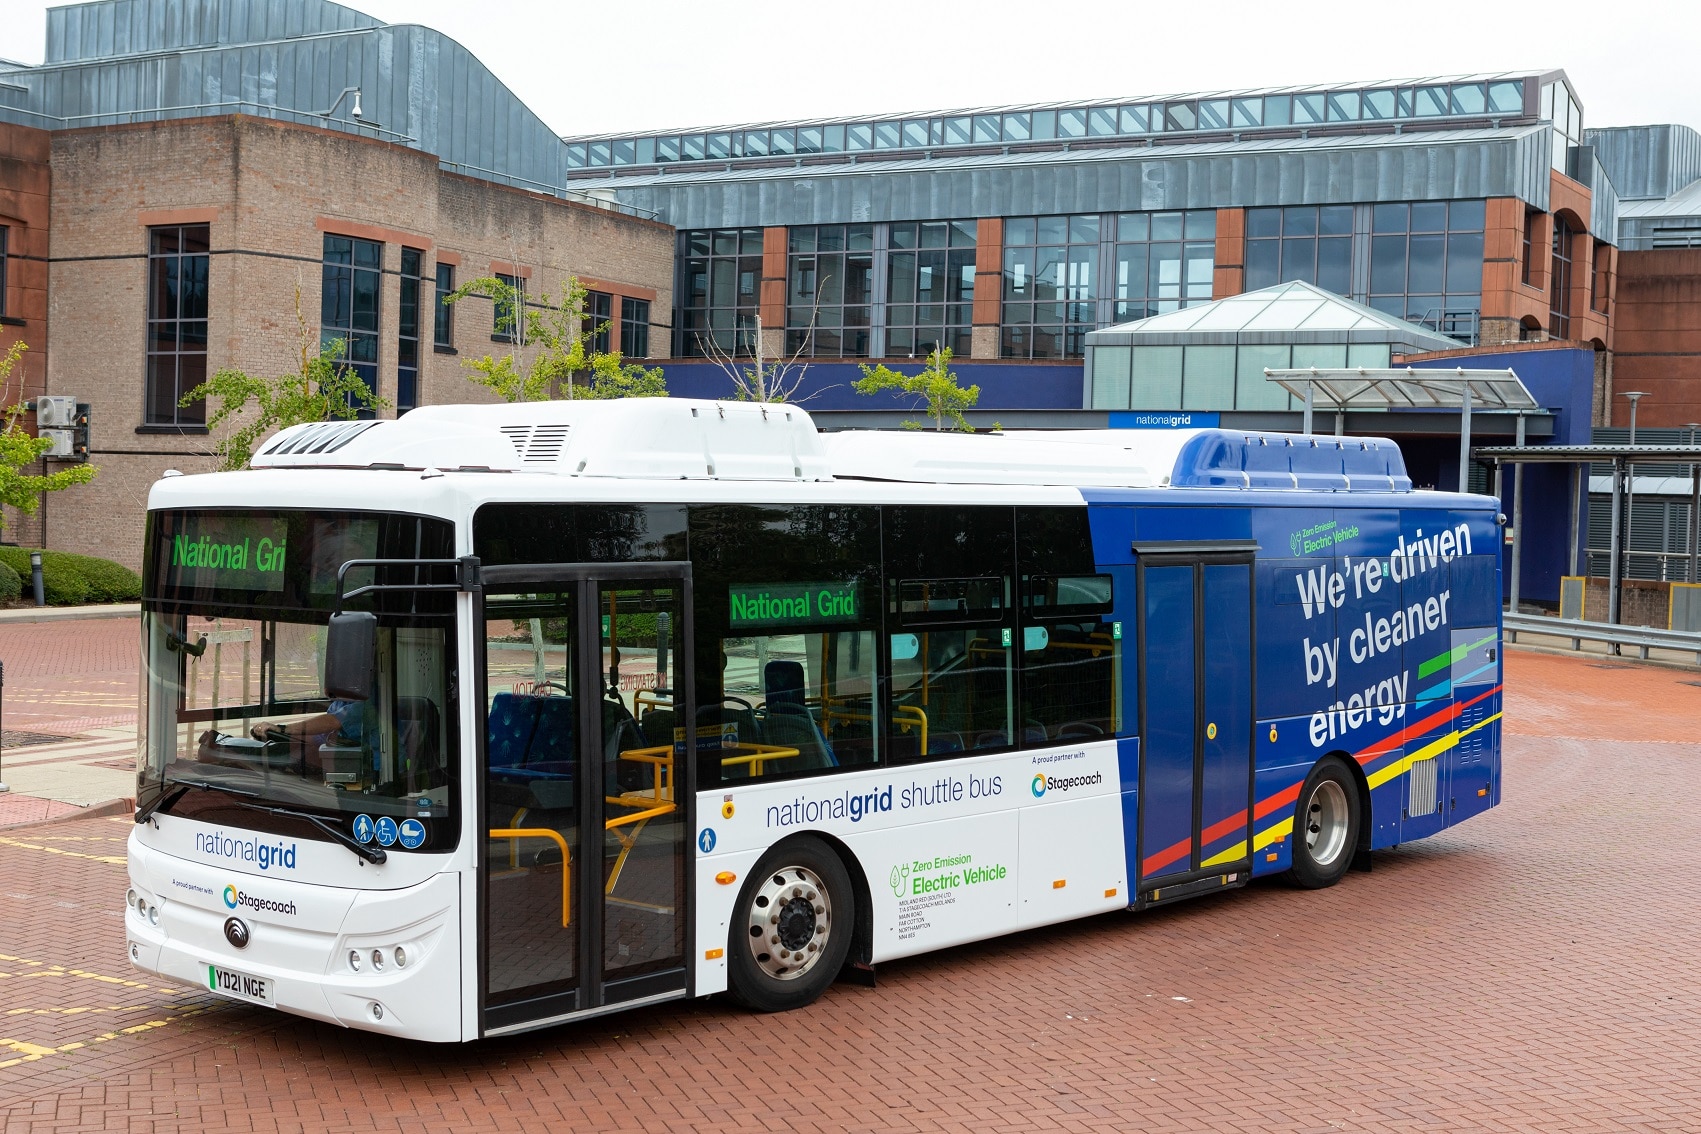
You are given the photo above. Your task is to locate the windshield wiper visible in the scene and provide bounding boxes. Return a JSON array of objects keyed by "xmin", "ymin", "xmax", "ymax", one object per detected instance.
[
  {"xmin": 134, "ymin": 778, "xmax": 386, "ymax": 865},
  {"xmin": 135, "ymin": 776, "xmax": 260, "ymax": 825}
]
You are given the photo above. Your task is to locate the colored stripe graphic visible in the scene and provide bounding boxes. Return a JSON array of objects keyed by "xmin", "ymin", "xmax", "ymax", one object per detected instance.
[{"xmin": 1248, "ymin": 684, "xmax": 1503, "ymax": 854}]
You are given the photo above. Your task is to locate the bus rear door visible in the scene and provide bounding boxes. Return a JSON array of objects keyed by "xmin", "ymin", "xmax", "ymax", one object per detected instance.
[{"xmin": 476, "ymin": 563, "xmax": 695, "ymax": 1035}]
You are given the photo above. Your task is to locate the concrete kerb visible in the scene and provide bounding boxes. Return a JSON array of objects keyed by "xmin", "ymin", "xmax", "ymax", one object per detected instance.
[
  {"xmin": 0, "ymin": 602, "xmax": 140, "ymax": 624},
  {"xmin": 0, "ymin": 795, "xmax": 134, "ymax": 831}
]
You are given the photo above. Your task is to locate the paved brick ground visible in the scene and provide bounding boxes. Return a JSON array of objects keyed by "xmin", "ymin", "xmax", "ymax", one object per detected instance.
[
  {"xmin": 2, "ymin": 648, "xmax": 1699, "ymax": 1133},
  {"xmin": 0, "ymin": 617, "xmax": 140, "ymax": 736}
]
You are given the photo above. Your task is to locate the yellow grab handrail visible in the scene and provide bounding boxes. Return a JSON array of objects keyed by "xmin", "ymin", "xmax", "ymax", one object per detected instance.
[{"xmin": 488, "ymin": 827, "xmax": 571, "ymax": 927}]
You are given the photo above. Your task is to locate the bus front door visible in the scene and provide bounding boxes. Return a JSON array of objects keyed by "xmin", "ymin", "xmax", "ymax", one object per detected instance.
[
  {"xmin": 477, "ymin": 565, "xmax": 694, "ymax": 1035},
  {"xmin": 1136, "ymin": 553, "xmax": 1255, "ymax": 897}
]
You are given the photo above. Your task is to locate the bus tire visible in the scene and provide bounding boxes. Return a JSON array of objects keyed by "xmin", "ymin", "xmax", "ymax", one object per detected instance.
[
  {"xmin": 1287, "ymin": 756, "xmax": 1360, "ymax": 890},
  {"xmin": 727, "ymin": 836, "xmax": 854, "ymax": 1012}
]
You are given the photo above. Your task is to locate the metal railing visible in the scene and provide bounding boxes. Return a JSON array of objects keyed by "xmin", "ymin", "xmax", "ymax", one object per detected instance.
[
  {"xmin": 1584, "ymin": 550, "xmax": 1701, "ymax": 583},
  {"xmin": 1412, "ymin": 306, "xmax": 1480, "ymax": 346},
  {"xmin": 1504, "ymin": 613, "xmax": 1701, "ymax": 664}
]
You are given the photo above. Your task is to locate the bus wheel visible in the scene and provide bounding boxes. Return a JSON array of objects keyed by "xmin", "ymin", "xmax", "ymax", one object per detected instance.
[
  {"xmin": 1288, "ymin": 757, "xmax": 1359, "ymax": 890},
  {"xmin": 728, "ymin": 837, "xmax": 854, "ymax": 1012}
]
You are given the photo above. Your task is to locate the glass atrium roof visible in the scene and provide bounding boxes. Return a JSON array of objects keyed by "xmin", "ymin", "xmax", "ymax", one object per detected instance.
[
  {"xmin": 563, "ymin": 71, "xmax": 1567, "ymax": 174},
  {"xmin": 1088, "ymin": 282, "xmax": 1465, "ymax": 350}
]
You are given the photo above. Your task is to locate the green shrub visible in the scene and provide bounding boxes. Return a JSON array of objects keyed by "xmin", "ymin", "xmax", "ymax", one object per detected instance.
[
  {"xmin": 0, "ymin": 547, "xmax": 139, "ymax": 605},
  {"xmin": 0, "ymin": 560, "xmax": 20, "ymax": 603}
]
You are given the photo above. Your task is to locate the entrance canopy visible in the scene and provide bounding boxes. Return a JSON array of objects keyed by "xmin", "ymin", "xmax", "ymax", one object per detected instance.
[{"xmin": 1263, "ymin": 366, "xmax": 1539, "ymax": 421}]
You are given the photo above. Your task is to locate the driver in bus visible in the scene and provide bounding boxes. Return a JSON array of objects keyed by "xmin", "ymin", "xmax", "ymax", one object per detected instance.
[{"xmin": 250, "ymin": 698, "xmax": 368, "ymax": 747}]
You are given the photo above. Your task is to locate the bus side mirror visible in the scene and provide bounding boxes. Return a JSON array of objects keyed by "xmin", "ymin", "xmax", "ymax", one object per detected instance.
[{"xmin": 325, "ymin": 612, "xmax": 377, "ymax": 701}]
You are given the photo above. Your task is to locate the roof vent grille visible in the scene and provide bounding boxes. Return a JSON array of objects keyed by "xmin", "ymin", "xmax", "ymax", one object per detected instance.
[{"xmin": 499, "ymin": 424, "xmax": 572, "ymax": 463}]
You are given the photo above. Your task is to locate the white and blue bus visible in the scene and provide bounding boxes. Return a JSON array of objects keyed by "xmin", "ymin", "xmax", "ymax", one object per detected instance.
[{"xmin": 127, "ymin": 399, "xmax": 1503, "ymax": 1041}]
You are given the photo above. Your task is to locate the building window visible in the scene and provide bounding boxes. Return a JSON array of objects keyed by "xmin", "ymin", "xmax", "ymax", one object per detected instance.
[
  {"xmin": 1591, "ymin": 241, "xmax": 1610, "ymax": 314},
  {"xmin": 1003, "ymin": 215, "xmax": 1100, "ymax": 359},
  {"xmin": 584, "ymin": 290, "xmax": 613, "ymax": 354},
  {"xmin": 397, "ymin": 247, "xmax": 425, "ymax": 414},
  {"xmin": 434, "ymin": 262, "xmax": 454, "ymax": 348},
  {"xmin": 1244, "ymin": 206, "xmax": 1351, "ymax": 295},
  {"xmin": 1522, "ymin": 210, "xmax": 1537, "ymax": 286},
  {"xmin": 621, "ymin": 297, "xmax": 651, "ymax": 357},
  {"xmin": 145, "ymin": 224, "xmax": 210, "ymax": 426},
  {"xmin": 678, "ymin": 228, "xmax": 762, "ymax": 356},
  {"xmin": 492, "ymin": 272, "xmax": 524, "ymax": 342},
  {"xmin": 1367, "ymin": 200, "xmax": 1485, "ymax": 342},
  {"xmin": 0, "ymin": 225, "xmax": 8, "ymax": 317},
  {"xmin": 886, "ymin": 220, "xmax": 975, "ymax": 359},
  {"xmin": 1549, "ymin": 216, "xmax": 1575, "ymax": 340},
  {"xmin": 1110, "ymin": 210, "xmax": 1216, "ymax": 326},
  {"xmin": 787, "ymin": 225, "xmax": 874, "ymax": 357},
  {"xmin": 321, "ymin": 234, "xmax": 381, "ymax": 414}
]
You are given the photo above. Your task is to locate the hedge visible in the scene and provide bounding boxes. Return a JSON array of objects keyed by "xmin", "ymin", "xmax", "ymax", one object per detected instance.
[
  {"xmin": 0, "ymin": 547, "xmax": 142, "ymax": 605},
  {"xmin": 0, "ymin": 560, "xmax": 19, "ymax": 603}
]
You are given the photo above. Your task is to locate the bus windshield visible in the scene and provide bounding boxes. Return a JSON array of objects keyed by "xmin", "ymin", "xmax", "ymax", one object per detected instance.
[{"xmin": 138, "ymin": 508, "xmax": 458, "ymax": 852}]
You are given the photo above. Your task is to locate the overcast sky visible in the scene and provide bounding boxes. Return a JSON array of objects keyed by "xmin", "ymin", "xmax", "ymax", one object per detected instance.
[{"xmin": 1, "ymin": 0, "xmax": 1697, "ymax": 138}]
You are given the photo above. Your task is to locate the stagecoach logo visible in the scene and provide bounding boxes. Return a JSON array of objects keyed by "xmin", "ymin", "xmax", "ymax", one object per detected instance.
[
  {"xmin": 1031, "ymin": 774, "xmax": 1047, "ymax": 798},
  {"xmin": 223, "ymin": 885, "xmax": 238, "ymax": 909}
]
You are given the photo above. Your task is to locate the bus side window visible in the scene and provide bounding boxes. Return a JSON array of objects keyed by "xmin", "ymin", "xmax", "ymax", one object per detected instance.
[
  {"xmin": 715, "ymin": 629, "xmax": 879, "ymax": 781},
  {"xmin": 887, "ymin": 580, "xmax": 1015, "ymax": 760},
  {"xmin": 1020, "ymin": 574, "xmax": 1119, "ymax": 744}
]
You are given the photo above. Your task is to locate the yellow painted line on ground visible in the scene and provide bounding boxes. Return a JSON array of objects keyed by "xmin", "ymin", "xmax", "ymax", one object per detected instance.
[
  {"xmin": 0, "ymin": 834, "xmax": 127, "ymax": 865},
  {"xmin": 6, "ymin": 1004, "xmax": 155, "ymax": 1018},
  {"xmin": 0, "ymin": 952, "xmax": 179, "ymax": 993},
  {"xmin": 0, "ymin": 1004, "xmax": 220, "ymax": 1069}
]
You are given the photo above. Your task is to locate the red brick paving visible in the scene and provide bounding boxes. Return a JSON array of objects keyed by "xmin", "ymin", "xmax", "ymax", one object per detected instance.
[
  {"xmin": 0, "ymin": 618, "xmax": 140, "ymax": 736},
  {"xmin": 2, "ymin": 648, "xmax": 1699, "ymax": 1132}
]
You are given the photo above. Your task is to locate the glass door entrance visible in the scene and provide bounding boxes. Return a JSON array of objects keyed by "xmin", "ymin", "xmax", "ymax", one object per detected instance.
[{"xmin": 479, "ymin": 567, "xmax": 692, "ymax": 1034}]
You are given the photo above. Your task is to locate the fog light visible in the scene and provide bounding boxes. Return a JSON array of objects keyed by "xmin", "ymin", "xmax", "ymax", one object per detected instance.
[
  {"xmin": 370, "ymin": 1002, "xmax": 384, "ymax": 1021},
  {"xmin": 134, "ymin": 893, "xmax": 147, "ymax": 914},
  {"xmin": 348, "ymin": 949, "xmax": 361, "ymax": 972},
  {"xmin": 130, "ymin": 942, "xmax": 139, "ymax": 961},
  {"xmin": 147, "ymin": 905, "xmax": 160, "ymax": 926},
  {"xmin": 393, "ymin": 946, "xmax": 407, "ymax": 969},
  {"xmin": 127, "ymin": 888, "xmax": 137, "ymax": 909},
  {"xmin": 371, "ymin": 949, "xmax": 385, "ymax": 972}
]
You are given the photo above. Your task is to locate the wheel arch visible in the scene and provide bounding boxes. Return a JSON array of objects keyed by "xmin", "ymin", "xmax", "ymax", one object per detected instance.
[
  {"xmin": 1309, "ymin": 749, "xmax": 1372, "ymax": 855},
  {"xmin": 767, "ymin": 828, "xmax": 874, "ymax": 972}
]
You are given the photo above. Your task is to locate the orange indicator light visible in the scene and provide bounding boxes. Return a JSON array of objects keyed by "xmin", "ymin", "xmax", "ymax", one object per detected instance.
[
  {"xmin": 704, "ymin": 948, "xmax": 724, "ymax": 960},
  {"xmin": 715, "ymin": 871, "xmax": 737, "ymax": 885},
  {"xmin": 1104, "ymin": 888, "xmax": 1118, "ymax": 898},
  {"xmin": 1052, "ymin": 879, "xmax": 1066, "ymax": 889}
]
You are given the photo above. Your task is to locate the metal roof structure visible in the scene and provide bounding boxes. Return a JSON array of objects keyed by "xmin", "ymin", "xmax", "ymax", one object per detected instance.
[
  {"xmin": 1091, "ymin": 282, "xmax": 1463, "ymax": 350},
  {"xmin": 0, "ymin": 0, "xmax": 634, "ymax": 209},
  {"xmin": 1264, "ymin": 366, "xmax": 1541, "ymax": 413},
  {"xmin": 1472, "ymin": 444, "xmax": 1701, "ymax": 463},
  {"xmin": 583, "ymin": 127, "xmax": 1560, "ymax": 231}
]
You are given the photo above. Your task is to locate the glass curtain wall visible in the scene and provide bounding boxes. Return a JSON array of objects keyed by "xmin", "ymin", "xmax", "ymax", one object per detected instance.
[
  {"xmin": 1245, "ymin": 206, "xmax": 1353, "ymax": 294},
  {"xmin": 1368, "ymin": 201, "xmax": 1484, "ymax": 341},
  {"xmin": 787, "ymin": 225, "xmax": 875, "ymax": 357},
  {"xmin": 397, "ymin": 248, "xmax": 425, "ymax": 414},
  {"xmin": 1550, "ymin": 216, "xmax": 1575, "ymax": 339},
  {"xmin": 886, "ymin": 221, "xmax": 976, "ymax": 358},
  {"xmin": 1002, "ymin": 215, "xmax": 1101, "ymax": 359},
  {"xmin": 1112, "ymin": 210, "xmax": 1216, "ymax": 323},
  {"xmin": 678, "ymin": 229, "xmax": 763, "ymax": 357}
]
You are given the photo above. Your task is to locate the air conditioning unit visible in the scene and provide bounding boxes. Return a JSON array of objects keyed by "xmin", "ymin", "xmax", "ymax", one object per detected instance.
[
  {"xmin": 39, "ymin": 428, "xmax": 74, "ymax": 458},
  {"xmin": 36, "ymin": 396, "xmax": 77, "ymax": 427}
]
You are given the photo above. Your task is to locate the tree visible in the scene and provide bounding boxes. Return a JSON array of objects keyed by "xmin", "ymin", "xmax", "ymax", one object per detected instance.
[
  {"xmin": 0, "ymin": 341, "xmax": 96, "ymax": 526},
  {"xmin": 445, "ymin": 273, "xmax": 666, "ymax": 402},
  {"xmin": 698, "ymin": 314, "xmax": 815, "ymax": 403},
  {"xmin": 180, "ymin": 296, "xmax": 389, "ymax": 471},
  {"xmin": 853, "ymin": 347, "xmax": 980, "ymax": 432}
]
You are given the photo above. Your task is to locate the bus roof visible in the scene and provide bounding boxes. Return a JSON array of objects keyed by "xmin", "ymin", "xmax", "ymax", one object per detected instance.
[{"xmin": 244, "ymin": 399, "xmax": 1412, "ymax": 493}]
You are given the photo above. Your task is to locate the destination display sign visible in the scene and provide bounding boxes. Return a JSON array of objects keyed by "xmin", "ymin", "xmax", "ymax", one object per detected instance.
[
  {"xmin": 728, "ymin": 581, "xmax": 860, "ymax": 630},
  {"xmin": 166, "ymin": 515, "xmax": 290, "ymax": 592}
]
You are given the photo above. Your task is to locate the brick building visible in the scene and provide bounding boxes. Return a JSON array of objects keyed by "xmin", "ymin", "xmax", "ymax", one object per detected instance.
[{"xmin": 0, "ymin": 1, "xmax": 673, "ymax": 567}]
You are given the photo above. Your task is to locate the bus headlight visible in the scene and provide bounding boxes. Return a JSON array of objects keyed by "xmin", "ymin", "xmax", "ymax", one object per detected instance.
[
  {"xmin": 370, "ymin": 949, "xmax": 385, "ymax": 972},
  {"xmin": 392, "ymin": 946, "xmax": 407, "ymax": 969},
  {"xmin": 348, "ymin": 949, "xmax": 362, "ymax": 972},
  {"xmin": 147, "ymin": 905, "xmax": 160, "ymax": 926}
]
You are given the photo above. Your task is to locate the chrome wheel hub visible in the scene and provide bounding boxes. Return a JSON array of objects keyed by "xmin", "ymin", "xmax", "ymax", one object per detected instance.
[
  {"xmin": 745, "ymin": 866, "xmax": 832, "ymax": 981},
  {"xmin": 1304, "ymin": 779, "xmax": 1350, "ymax": 867}
]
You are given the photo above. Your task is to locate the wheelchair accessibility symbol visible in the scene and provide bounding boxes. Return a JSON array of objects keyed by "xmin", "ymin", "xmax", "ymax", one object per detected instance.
[{"xmin": 698, "ymin": 828, "xmax": 716, "ymax": 853}]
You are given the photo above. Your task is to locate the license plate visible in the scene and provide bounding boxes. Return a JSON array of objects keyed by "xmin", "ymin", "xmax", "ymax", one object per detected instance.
[{"xmin": 207, "ymin": 963, "xmax": 275, "ymax": 1007}]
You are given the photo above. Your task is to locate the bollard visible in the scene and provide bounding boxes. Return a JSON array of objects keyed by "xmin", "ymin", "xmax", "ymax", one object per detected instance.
[
  {"xmin": 0, "ymin": 658, "xmax": 8, "ymax": 793},
  {"xmin": 29, "ymin": 551, "xmax": 43, "ymax": 607}
]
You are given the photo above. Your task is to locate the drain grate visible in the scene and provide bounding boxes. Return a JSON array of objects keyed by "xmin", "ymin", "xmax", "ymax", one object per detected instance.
[{"xmin": 1, "ymin": 729, "xmax": 74, "ymax": 749}]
